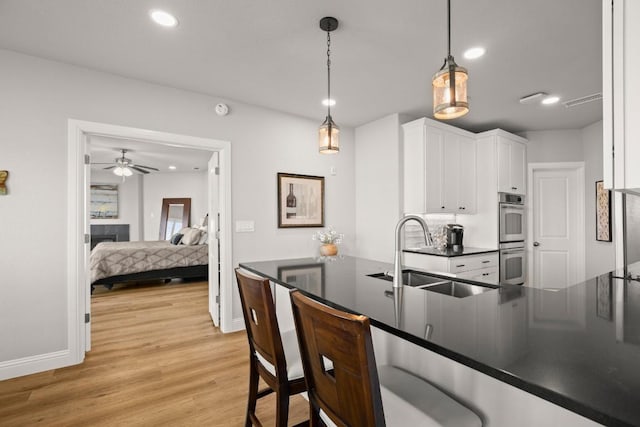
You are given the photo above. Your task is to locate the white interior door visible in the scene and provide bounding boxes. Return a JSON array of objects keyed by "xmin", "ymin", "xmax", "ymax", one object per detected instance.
[
  {"xmin": 208, "ymin": 152, "xmax": 220, "ymax": 327},
  {"xmin": 84, "ymin": 138, "xmax": 92, "ymax": 351},
  {"xmin": 530, "ymin": 165, "xmax": 584, "ymax": 289}
]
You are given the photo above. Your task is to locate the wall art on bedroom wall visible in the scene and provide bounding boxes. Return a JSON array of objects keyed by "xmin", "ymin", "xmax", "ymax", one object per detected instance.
[
  {"xmin": 0, "ymin": 170, "xmax": 8, "ymax": 195},
  {"xmin": 90, "ymin": 184, "xmax": 119, "ymax": 219},
  {"xmin": 277, "ymin": 173, "xmax": 324, "ymax": 228},
  {"xmin": 596, "ymin": 180, "xmax": 612, "ymax": 242}
]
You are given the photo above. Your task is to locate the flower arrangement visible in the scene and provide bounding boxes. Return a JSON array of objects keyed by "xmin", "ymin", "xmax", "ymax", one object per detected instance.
[{"xmin": 312, "ymin": 226, "xmax": 344, "ymax": 245}]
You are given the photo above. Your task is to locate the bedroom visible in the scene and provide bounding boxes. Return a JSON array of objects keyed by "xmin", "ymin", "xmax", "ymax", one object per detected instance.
[{"xmin": 88, "ymin": 136, "xmax": 212, "ymax": 294}]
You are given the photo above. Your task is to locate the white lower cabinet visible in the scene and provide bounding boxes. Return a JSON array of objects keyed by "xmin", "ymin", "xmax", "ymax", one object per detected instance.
[{"xmin": 403, "ymin": 252, "xmax": 499, "ymax": 285}]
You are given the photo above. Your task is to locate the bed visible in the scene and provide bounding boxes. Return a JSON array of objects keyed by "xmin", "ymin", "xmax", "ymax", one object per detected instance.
[{"xmin": 90, "ymin": 240, "xmax": 209, "ymax": 292}]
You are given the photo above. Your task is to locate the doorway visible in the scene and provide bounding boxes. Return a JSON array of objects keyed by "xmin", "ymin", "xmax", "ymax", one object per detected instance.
[
  {"xmin": 67, "ymin": 120, "xmax": 233, "ymax": 364},
  {"xmin": 527, "ymin": 162, "xmax": 585, "ymax": 289}
]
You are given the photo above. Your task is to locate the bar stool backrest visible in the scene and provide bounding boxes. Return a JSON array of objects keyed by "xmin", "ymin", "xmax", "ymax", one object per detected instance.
[
  {"xmin": 290, "ymin": 290, "xmax": 385, "ymax": 427},
  {"xmin": 236, "ymin": 269, "xmax": 287, "ymax": 381}
]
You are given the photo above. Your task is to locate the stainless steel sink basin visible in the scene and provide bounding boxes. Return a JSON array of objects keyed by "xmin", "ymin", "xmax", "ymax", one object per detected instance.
[
  {"xmin": 420, "ymin": 281, "xmax": 493, "ymax": 298},
  {"xmin": 367, "ymin": 270, "xmax": 450, "ymax": 287}
]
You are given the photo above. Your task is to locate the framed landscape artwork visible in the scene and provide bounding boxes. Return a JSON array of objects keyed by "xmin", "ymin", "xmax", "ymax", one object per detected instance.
[
  {"xmin": 277, "ymin": 173, "xmax": 324, "ymax": 228},
  {"xmin": 90, "ymin": 184, "xmax": 119, "ymax": 219},
  {"xmin": 595, "ymin": 180, "xmax": 612, "ymax": 242}
]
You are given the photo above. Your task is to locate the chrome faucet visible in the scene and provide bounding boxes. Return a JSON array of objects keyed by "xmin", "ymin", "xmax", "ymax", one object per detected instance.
[{"xmin": 393, "ymin": 215, "xmax": 433, "ymax": 288}]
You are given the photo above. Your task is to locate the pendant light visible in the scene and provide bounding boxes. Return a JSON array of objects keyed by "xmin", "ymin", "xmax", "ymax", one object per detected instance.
[
  {"xmin": 318, "ymin": 17, "xmax": 339, "ymax": 154},
  {"xmin": 432, "ymin": 0, "xmax": 469, "ymax": 120}
]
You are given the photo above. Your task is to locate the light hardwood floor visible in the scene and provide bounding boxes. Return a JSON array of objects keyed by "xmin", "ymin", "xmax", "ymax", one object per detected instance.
[{"xmin": 0, "ymin": 281, "xmax": 308, "ymax": 426}]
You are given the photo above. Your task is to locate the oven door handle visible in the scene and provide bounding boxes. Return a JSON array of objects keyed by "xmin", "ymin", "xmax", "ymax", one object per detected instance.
[{"xmin": 501, "ymin": 250, "xmax": 524, "ymax": 255}]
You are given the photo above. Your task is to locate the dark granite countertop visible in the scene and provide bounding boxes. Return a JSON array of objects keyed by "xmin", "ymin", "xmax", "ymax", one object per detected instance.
[
  {"xmin": 240, "ymin": 255, "xmax": 640, "ymax": 427},
  {"xmin": 403, "ymin": 246, "xmax": 499, "ymax": 257}
]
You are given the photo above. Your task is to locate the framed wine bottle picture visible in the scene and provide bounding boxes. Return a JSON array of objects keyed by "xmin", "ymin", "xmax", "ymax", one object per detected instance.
[{"xmin": 277, "ymin": 173, "xmax": 324, "ymax": 228}]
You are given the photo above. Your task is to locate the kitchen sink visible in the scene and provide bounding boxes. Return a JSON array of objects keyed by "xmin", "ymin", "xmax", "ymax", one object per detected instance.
[
  {"xmin": 368, "ymin": 270, "xmax": 495, "ymax": 298},
  {"xmin": 420, "ymin": 281, "xmax": 493, "ymax": 298},
  {"xmin": 367, "ymin": 270, "xmax": 450, "ymax": 287}
]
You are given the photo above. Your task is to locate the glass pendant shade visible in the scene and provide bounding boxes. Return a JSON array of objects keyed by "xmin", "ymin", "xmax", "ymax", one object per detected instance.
[
  {"xmin": 113, "ymin": 166, "xmax": 133, "ymax": 177},
  {"xmin": 318, "ymin": 116, "xmax": 340, "ymax": 154},
  {"xmin": 433, "ymin": 60, "xmax": 469, "ymax": 120}
]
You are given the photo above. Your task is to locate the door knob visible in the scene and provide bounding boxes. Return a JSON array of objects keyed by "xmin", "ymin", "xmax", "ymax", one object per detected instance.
[{"xmin": 533, "ymin": 241, "xmax": 540, "ymax": 247}]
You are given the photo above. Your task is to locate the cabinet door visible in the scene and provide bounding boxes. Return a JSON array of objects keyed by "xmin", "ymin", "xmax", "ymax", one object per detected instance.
[
  {"xmin": 456, "ymin": 134, "xmax": 476, "ymax": 213},
  {"xmin": 497, "ymin": 138, "xmax": 511, "ymax": 193},
  {"xmin": 510, "ymin": 141, "xmax": 526, "ymax": 194},
  {"xmin": 442, "ymin": 132, "xmax": 459, "ymax": 212},
  {"xmin": 403, "ymin": 123, "xmax": 427, "ymax": 214},
  {"xmin": 424, "ymin": 126, "xmax": 445, "ymax": 213}
]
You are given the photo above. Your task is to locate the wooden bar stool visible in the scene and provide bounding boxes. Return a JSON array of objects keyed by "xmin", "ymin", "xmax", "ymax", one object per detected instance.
[
  {"xmin": 235, "ymin": 269, "xmax": 307, "ymax": 427},
  {"xmin": 289, "ymin": 290, "xmax": 483, "ymax": 427}
]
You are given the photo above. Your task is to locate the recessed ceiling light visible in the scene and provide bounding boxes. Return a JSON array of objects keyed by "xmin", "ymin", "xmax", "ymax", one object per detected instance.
[
  {"xmin": 463, "ymin": 47, "xmax": 486, "ymax": 60},
  {"xmin": 150, "ymin": 10, "xmax": 178, "ymax": 27},
  {"xmin": 168, "ymin": 165, "xmax": 177, "ymax": 170},
  {"xmin": 542, "ymin": 96, "xmax": 560, "ymax": 105}
]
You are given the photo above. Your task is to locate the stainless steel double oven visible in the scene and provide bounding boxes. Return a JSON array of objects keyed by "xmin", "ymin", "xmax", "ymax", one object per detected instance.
[{"xmin": 499, "ymin": 193, "xmax": 526, "ymax": 285}]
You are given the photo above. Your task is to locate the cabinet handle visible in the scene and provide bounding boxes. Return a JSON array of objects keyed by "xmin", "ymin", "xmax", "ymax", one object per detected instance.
[
  {"xmin": 456, "ymin": 264, "xmax": 465, "ymax": 268},
  {"xmin": 482, "ymin": 260, "xmax": 490, "ymax": 264},
  {"xmin": 482, "ymin": 273, "xmax": 490, "ymax": 276},
  {"xmin": 441, "ymin": 206, "xmax": 445, "ymax": 209},
  {"xmin": 512, "ymin": 187, "xmax": 517, "ymax": 190}
]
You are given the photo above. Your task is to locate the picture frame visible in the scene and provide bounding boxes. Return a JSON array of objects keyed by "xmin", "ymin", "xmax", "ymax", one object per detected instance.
[
  {"xmin": 595, "ymin": 180, "xmax": 612, "ymax": 242},
  {"xmin": 277, "ymin": 173, "xmax": 324, "ymax": 228},
  {"xmin": 90, "ymin": 184, "xmax": 119, "ymax": 219},
  {"xmin": 278, "ymin": 263, "xmax": 325, "ymax": 296}
]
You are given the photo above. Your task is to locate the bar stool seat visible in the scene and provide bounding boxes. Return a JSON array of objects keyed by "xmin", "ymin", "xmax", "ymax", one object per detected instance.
[{"xmin": 254, "ymin": 328, "xmax": 304, "ymax": 380}]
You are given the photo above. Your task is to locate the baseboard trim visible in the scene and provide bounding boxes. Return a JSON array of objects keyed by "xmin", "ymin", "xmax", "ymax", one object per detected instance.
[
  {"xmin": 222, "ymin": 317, "xmax": 245, "ymax": 333},
  {"xmin": 0, "ymin": 350, "xmax": 73, "ymax": 381}
]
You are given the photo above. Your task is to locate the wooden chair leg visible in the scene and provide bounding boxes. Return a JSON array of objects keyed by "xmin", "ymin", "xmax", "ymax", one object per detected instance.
[
  {"xmin": 275, "ymin": 390, "xmax": 290, "ymax": 427},
  {"xmin": 245, "ymin": 361, "xmax": 259, "ymax": 427}
]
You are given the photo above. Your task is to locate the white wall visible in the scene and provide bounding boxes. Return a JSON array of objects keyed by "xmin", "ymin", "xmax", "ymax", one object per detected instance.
[
  {"xmin": 522, "ymin": 129, "xmax": 584, "ymax": 163},
  {"xmin": 142, "ymin": 172, "xmax": 207, "ymax": 240},
  {"xmin": 0, "ymin": 49, "xmax": 355, "ymax": 367},
  {"xmin": 90, "ymin": 171, "xmax": 143, "ymax": 241},
  {"xmin": 354, "ymin": 114, "xmax": 404, "ymax": 262},
  {"xmin": 582, "ymin": 121, "xmax": 616, "ymax": 277}
]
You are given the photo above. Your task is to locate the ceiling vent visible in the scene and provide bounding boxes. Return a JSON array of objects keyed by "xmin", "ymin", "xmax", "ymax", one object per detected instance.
[{"xmin": 563, "ymin": 93, "xmax": 603, "ymax": 108}]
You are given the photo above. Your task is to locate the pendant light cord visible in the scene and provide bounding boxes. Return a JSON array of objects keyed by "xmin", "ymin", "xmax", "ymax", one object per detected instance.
[
  {"xmin": 327, "ymin": 30, "xmax": 332, "ymax": 118},
  {"xmin": 447, "ymin": 0, "xmax": 451, "ymax": 57}
]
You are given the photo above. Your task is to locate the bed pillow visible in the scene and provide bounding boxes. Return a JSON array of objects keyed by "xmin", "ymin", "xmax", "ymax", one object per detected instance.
[
  {"xmin": 197, "ymin": 231, "xmax": 208, "ymax": 245},
  {"xmin": 180, "ymin": 227, "xmax": 202, "ymax": 245},
  {"xmin": 170, "ymin": 233, "xmax": 183, "ymax": 245}
]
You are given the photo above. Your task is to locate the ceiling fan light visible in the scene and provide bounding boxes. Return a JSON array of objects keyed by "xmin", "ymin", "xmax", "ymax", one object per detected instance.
[
  {"xmin": 433, "ymin": 62, "xmax": 469, "ymax": 120},
  {"xmin": 113, "ymin": 166, "xmax": 132, "ymax": 177},
  {"xmin": 318, "ymin": 116, "xmax": 340, "ymax": 154}
]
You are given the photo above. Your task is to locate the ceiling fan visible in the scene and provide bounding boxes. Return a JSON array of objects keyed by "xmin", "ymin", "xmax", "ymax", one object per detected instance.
[{"xmin": 92, "ymin": 149, "xmax": 159, "ymax": 177}]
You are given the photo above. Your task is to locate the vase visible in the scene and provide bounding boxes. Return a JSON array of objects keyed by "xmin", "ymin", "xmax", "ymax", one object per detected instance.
[{"xmin": 319, "ymin": 243, "xmax": 338, "ymax": 256}]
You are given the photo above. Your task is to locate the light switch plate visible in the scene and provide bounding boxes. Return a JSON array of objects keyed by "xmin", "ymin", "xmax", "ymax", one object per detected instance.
[{"xmin": 236, "ymin": 220, "xmax": 255, "ymax": 232}]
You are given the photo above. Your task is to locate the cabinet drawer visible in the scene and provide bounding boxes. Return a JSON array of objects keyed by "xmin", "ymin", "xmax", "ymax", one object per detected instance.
[
  {"xmin": 448, "ymin": 253, "xmax": 498, "ymax": 273},
  {"xmin": 456, "ymin": 267, "xmax": 499, "ymax": 285}
]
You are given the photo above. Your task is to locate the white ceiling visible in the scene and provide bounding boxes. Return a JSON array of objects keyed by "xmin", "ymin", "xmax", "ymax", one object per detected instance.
[
  {"xmin": 0, "ymin": 0, "xmax": 602, "ymax": 135},
  {"xmin": 90, "ymin": 135, "xmax": 211, "ymax": 174}
]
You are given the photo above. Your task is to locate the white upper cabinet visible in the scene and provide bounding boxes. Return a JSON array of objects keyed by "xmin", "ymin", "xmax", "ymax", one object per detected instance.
[
  {"xmin": 497, "ymin": 136, "xmax": 526, "ymax": 194},
  {"xmin": 604, "ymin": 0, "xmax": 640, "ymax": 193},
  {"xmin": 403, "ymin": 118, "xmax": 476, "ymax": 214},
  {"xmin": 495, "ymin": 133, "xmax": 527, "ymax": 195}
]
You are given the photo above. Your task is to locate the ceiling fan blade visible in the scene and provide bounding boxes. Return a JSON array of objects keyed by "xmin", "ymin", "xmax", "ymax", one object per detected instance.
[
  {"xmin": 133, "ymin": 164, "xmax": 159, "ymax": 171},
  {"xmin": 103, "ymin": 166, "xmax": 116, "ymax": 170},
  {"xmin": 130, "ymin": 166, "xmax": 150, "ymax": 174},
  {"xmin": 91, "ymin": 162, "xmax": 115, "ymax": 165}
]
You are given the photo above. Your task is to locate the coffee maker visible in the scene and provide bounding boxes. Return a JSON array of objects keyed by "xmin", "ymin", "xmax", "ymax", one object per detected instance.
[{"xmin": 446, "ymin": 224, "xmax": 464, "ymax": 252}]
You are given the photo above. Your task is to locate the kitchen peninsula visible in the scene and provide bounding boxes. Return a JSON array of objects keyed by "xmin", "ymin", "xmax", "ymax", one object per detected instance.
[{"xmin": 241, "ymin": 256, "xmax": 640, "ymax": 427}]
